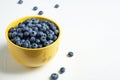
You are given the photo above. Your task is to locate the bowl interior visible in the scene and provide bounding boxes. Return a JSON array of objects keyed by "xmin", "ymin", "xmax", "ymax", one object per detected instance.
[{"xmin": 5, "ymin": 16, "xmax": 61, "ymax": 50}]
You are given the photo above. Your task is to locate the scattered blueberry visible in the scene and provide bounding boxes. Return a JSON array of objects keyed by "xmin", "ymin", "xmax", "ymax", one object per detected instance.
[
  {"xmin": 32, "ymin": 6, "xmax": 38, "ymax": 11},
  {"xmin": 17, "ymin": 0, "xmax": 23, "ymax": 4},
  {"xmin": 54, "ymin": 4, "xmax": 59, "ymax": 8},
  {"xmin": 59, "ymin": 67, "xmax": 65, "ymax": 74},
  {"xmin": 38, "ymin": 11, "xmax": 44, "ymax": 15},
  {"xmin": 50, "ymin": 73, "xmax": 59, "ymax": 80},
  {"xmin": 67, "ymin": 51, "xmax": 74, "ymax": 57}
]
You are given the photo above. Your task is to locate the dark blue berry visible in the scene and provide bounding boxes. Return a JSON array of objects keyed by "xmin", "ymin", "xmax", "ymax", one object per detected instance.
[
  {"xmin": 38, "ymin": 44, "xmax": 43, "ymax": 48},
  {"xmin": 54, "ymin": 30, "xmax": 59, "ymax": 35},
  {"xmin": 30, "ymin": 37, "xmax": 36, "ymax": 43},
  {"xmin": 8, "ymin": 32, "xmax": 13, "ymax": 39},
  {"xmin": 40, "ymin": 36, "xmax": 46, "ymax": 42},
  {"xmin": 43, "ymin": 41, "xmax": 50, "ymax": 47},
  {"xmin": 24, "ymin": 31, "xmax": 29, "ymax": 37},
  {"xmin": 49, "ymin": 23, "xmax": 57, "ymax": 31},
  {"xmin": 67, "ymin": 51, "xmax": 74, "ymax": 57},
  {"xmin": 59, "ymin": 67, "xmax": 65, "ymax": 74},
  {"xmin": 18, "ymin": 23, "xmax": 25, "ymax": 28},
  {"xmin": 9, "ymin": 28, "xmax": 16, "ymax": 32},
  {"xmin": 30, "ymin": 31, "xmax": 37, "ymax": 37},
  {"xmin": 36, "ymin": 39, "xmax": 40, "ymax": 44},
  {"xmin": 36, "ymin": 24, "xmax": 42, "ymax": 28},
  {"xmin": 24, "ymin": 27, "xmax": 29, "ymax": 31},
  {"xmin": 39, "ymin": 26, "xmax": 47, "ymax": 32},
  {"xmin": 32, "ymin": 43, "xmax": 38, "ymax": 48},
  {"xmin": 27, "ymin": 23, "xmax": 33, "ymax": 27},
  {"xmin": 21, "ymin": 39, "xmax": 25, "ymax": 43},
  {"xmin": 17, "ymin": 33, "xmax": 23, "ymax": 38},
  {"xmin": 32, "ymin": 19, "xmax": 39, "ymax": 24},
  {"xmin": 18, "ymin": 0, "xmax": 23, "ymax": 4},
  {"xmin": 54, "ymin": 4, "xmax": 59, "ymax": 8},
  {"xmin": 38, "ymin": 11, "xmax": 43, "ymax": 15},
  {"xmin": 50, "ymin": 73, "xmax": 59, "ymax": 80},
  {"xmin": 37, "ymin": 31, "xmax": 43, "ymax": 37},
  {"xmin": 53, "ymin": 35, "xmax": 57, "ymax": 41},
  {"xmin": 16, "ymin": 40, "xmax": 22, "ymax": 46},
  {"xmin": 48, "ymin": 40, "xmax": 53, "ymax": 44},
  {"xmin": 16, "ymin": 28, "xmax": 22, "ymax": 32},
  {"xmin": 26, "ymin": 39, "xmax": 31, "ymax": 45},
  {"xmin": 47, "ymin": 34, "xmax": 53, "ymax": 40},
  {"xmin": 32, "ymin": 27, "xmax": 38, "ymax": 31},
  {"xmin": 22, "ymin": 42, "xmax": 29, "ymax": 48},
  {"xmin": 33, "ymin": 6, "xmax": 38, "ymax": 11},
  {"xmin": 12, "ymin": 31, "xmax": 17, "ymax": 38}
]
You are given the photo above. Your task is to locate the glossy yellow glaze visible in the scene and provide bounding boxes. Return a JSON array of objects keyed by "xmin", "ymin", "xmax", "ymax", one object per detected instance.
[{"xmin": 5, "ymin": 16, "xmax": 61, "ymax": 67}]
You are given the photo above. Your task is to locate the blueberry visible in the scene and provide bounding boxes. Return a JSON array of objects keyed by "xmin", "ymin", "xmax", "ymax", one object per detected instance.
[
  {"xmin": 9, "ymin": 27, "xmax": 16, "ymax": 32},
  {"xmin": 12, "ymin": 31, "xmax": 17, "ymax": 38},
  {"xmin": 38, "ymin": 44, "xmax": 43, "ymax": 48},
  {"xmin": 30, "ymin": 37, "xmax": 36, "ymax": 43},
  {"xmin": 17, "ymin": 33, "xmax": 23, "ymax": 38},
  {"xmin": 18, "ymin": 0, "xmax": 23, "ymax": 4},
  {"xmin": 48, "ymin": 40, "xmax": 53, "ymax": 44},
  {"xmin": 18, "ymin": 23, "xmax": 25, "ymax": 28},
  {"xmin": 47, "ymin": 34, "xmax": 53, "ymax": 40},
  {"xmin": 25, "ymin": 19, "xmax": 33, "ymax": 24},
  {"xmin": 67, "ymin": 51, "xmax": 74, "ymax": 57},
  {"xmin": 37, "ymin": 31, "xmax": 44, "ymax": 37},
  {"xmin": 53, "ymin": 35, "xmax": 57, "ymax": 41},
  {"xmin": 40, "ymin": 36, "xmax": 46, "ymax": 42},
  {"xmin": 30, "ymin": 31, "xmax": 37, "ymax": 37},
  {"xmin": 21, "ymin": 39, "xmax": 25, "ymax": 43},
  {"xmin": 54, "ymin": 4, "xmax": 60, "ymax": 8},
  {"xmin": 50, "ymin": 73, "xmax": 59, "ymax": 80},
  {"xmin": 24, "ymin": 31, "xmax": 29, "ymax": 37},
  {"xmin": 49, "ymin": 30, "xmax": 55, "ymax": 35},
  {"xmin": 38, "ymin": 11, "xmax": 44, "ymax": 15},
  {"xmin": 59, "ymin": 67, "xmax": 65, "ymax": 74},
  {"xmin": 16, "ymin": 40, "xmax": 22, "ymax": 46},
  {"xmin": 23, "ymin": 27, "xmax": 29, "ymax": 31},
  {"xmin": 14, "ymin": 36, "xmax": 21, "ymax": 41},
  {"xmin": 36, "ymin": 39, "xmax": 40, "ymax": 44},
  {"xmin": 26, "ymin": 39, "xmax": 31, "ymax": 45},
  {"xmin": 42, "ymin": 23, "xmax": 50, "ymax": 30},
  {"xmin": 16, "ymin": 28, "xmax": 22, "ymax": 32},
  {"xmin": 49, "ymin": 23, "xmax": 57, "ymax": 31},
  {"xmin": 36, "ymin": 24, "xmax": 42, "ymax": 28},
  {"xmin": 21, "ymin": 42, "xmax": 29, "ymax": 48},
  {"xmin": 39, "ymin": 26, "xmax": 47, "ymax": 32},
  {"xmin": 27, "ymin": 23, "xmax": 33, "ymax": 27},
  {"xmin": 43, "ymin": 41, "xmax": 50, "ymax": 47},
  {"xmin": 32, "ymin": 27, "xmax": 38, "ymax": 31},
  {"xmin": 8, "ymin": 32, "xmax": 13, "ymax": 39},
  {"xmin": 32, "ymin": 43, "xmax": 38, "ymax": 48},
  {"xmin": 32, "ymin": 19, "xmax": 39, "ymax": 24},
  {"xmin": 32, "ymin": 6, "xmax": 38, "ymax": 11},
  {"xmin": 54, "ymin": 30, "xmax": 59, "ymax": 35},
  {"xmin": 28, "ymin": 28, "xmax": 33, "ymax": 33}
]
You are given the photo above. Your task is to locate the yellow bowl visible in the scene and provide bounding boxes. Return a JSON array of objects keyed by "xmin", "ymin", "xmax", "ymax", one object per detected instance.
[{"xmin": 5, "ymin": 16, "xmax": 61, "ymax": 67}]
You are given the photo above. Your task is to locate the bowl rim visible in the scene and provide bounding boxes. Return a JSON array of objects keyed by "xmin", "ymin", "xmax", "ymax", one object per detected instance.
[{"xmin": 5, "ymin": 15, "xmax": 61, "ymax": 50}]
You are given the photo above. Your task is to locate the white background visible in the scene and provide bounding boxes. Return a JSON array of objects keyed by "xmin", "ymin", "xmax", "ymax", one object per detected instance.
[{"xmin": 0, "ymin": 0, "xmax": 120, "ymax": 80}]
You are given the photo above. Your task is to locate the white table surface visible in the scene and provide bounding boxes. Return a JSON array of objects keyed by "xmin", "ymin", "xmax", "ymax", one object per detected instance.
[{"xmin": 0, "ymin": 0, "xmax": 120, "ymax": 80}]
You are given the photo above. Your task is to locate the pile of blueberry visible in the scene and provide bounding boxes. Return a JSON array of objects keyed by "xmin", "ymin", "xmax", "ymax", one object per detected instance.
[{"xmin": 8, "ymin": 18, "xmax": 59, "ymax": 48}]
